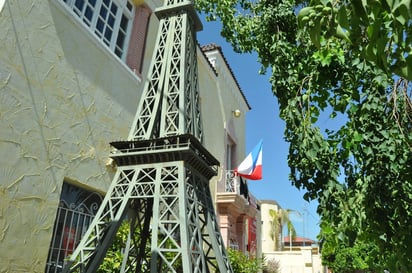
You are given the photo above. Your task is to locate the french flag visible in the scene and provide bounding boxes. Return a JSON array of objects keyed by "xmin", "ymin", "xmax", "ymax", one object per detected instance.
[{"xmin": 235, "ymin": 140, "xmax": 263, "ymax": 180}]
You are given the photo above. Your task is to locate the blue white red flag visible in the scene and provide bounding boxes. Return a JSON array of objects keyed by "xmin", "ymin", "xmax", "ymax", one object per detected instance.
[{"xmin": 235, "ymin": 140, "xmax": 263, "ymax": 180}]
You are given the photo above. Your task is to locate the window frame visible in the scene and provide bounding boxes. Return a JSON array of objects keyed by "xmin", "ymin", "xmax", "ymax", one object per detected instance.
[{"xmin": 59, "ymin": 0, "xmax": 134, "ymax": 62}]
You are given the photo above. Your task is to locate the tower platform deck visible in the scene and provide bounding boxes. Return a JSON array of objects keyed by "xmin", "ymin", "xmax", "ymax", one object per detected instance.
[{"xmin": 110, "ymin": 134, "xmax": 219, "ymax": 179}]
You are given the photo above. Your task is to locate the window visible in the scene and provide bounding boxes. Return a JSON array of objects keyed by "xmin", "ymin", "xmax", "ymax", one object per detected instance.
[
  {"xmin": 222, "ymin": 137, "xmax": 239, "ymax": 193},
  {"xmin": 45, "ymin": 182, "xmax": 103, "ymax": 273},
  {"xmin": 226, "ymin": 138, "xmax": 236, "ymax": 170},
  {"xmin": 60, "ymin": 0, "xmax": 134, "ymax": 60}
]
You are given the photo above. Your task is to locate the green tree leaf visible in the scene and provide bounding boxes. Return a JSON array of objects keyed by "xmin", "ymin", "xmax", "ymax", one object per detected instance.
[{"xmin": 195, "ymin": 0, "xmax": 412, "ymax": 271}]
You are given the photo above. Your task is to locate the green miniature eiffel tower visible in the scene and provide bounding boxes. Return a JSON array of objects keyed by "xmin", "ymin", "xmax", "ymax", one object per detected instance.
[{"xmin": 62, "ymin": 1, "xmax": 234, "ymax": 272}]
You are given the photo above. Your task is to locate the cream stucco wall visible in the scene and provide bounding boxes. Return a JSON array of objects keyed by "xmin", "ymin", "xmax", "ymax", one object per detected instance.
[
  {"xmin": 261, "ymin": 200, "xmax": 281, "ymax": 252},
  {"xmin": 202, "ymin": 49, "xmax": 249, "ymax": 167},
  {"xmin": 198, "ymin": 46, "xmax": 250, "ymax": 199},
  {"xmin": 0, "ymin": 1, "xmax": 249, "ymax": 272},
  {"xmin": 0, "ymin": 1, "xmax": 154, "ymax": 271},
  {"xmin": 197, "ymin": 50, "xmax": 225, "ymax": 199},
  {"xmin": 261, "ymin": 200, "xmax": 326, "ymax": 273},
  {"xmin": 200, "ymin": 47, "xmax": 252, "ymax": 254},
  {"xmin": 264, "ymin": 248, "xmax": 325, "ymax": 273},
  {"xmin": 201, "ymin": 48, "xmax": 249, "ymax": 203}
]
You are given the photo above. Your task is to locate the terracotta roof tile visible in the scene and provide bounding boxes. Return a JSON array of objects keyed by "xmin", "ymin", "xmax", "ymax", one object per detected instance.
[{"xmin": 283, "ymin": 236, "xmax": 315, "ymax": 244}]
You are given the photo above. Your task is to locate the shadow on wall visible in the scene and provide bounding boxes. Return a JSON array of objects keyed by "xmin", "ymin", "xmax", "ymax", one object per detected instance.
[{"xmin": 49, "ymin": 1, "xmax": 141, "ymax": 116}]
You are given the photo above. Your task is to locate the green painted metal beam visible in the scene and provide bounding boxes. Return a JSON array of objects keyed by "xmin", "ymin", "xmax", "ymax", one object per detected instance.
[{"xmin": 62, "ymin": 0, "xmax": 233, "ymax": 272}]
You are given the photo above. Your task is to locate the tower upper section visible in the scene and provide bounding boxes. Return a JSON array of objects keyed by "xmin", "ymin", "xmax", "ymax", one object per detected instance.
[{"xmin": 128, "ymin": 0, "xmax": 204, "ymax": 142}]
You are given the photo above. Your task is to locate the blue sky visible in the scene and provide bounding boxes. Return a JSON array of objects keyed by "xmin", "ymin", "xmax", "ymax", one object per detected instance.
[{"xmin": 197, "ymin": 17, "xmax": 320, "ymax": 240}]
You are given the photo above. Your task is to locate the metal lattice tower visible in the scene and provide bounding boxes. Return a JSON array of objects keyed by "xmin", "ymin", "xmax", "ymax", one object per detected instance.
[{"xmin": 62, "ymin": 1, "xmax": 234, "ymax": 272}]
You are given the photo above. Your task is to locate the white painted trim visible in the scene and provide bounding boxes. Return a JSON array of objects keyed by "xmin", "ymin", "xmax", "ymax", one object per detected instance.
[
  {"xmin": 51, "ymin": 0, "xmax": 142, "ymax": 84},
  {"xmin": 56, "ymin": 0, "xmax": 134, "ymax": 61},
  {"xmin": 0, "ymin": 0, "xmax": 5, "ymax": 13}
]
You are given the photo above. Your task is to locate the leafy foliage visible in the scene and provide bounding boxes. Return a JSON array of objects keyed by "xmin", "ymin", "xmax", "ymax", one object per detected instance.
[
  {"xmin": 97, "ymin": 222, "xmax": 129, "ymax": 273},
  {"xmin": 97, "ymin": 222, "xmax": 261, "ymax": 273},
  {"xmin": 268, "ymin": 209, "xmax": 296, "ymax": 250},
  {"xmin": 227, "ymin": 248, "xmax": 263, "ymax": 273},
  {"xmin": 297, "ymin": 0, "xmax": 412, "ymax": 80},
  {"xmin": 195, "ymin": 0, "xmax": 412, "ymax": 271},
  {"xmin": 322, "ymin": 239, "xmax": 383, "ymax": 273}
]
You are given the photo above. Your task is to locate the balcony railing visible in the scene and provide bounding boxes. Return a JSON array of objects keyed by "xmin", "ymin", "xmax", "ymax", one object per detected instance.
[
  {"xmin": 224, "ymin": 170, "xmax": 240, "ymax": 193},
  {"xmin": 220, "ymin": 170, "xmax": 250, "ymax": 202}
]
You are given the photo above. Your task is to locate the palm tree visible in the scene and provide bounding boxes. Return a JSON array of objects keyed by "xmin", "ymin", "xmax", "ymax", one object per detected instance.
[{"xmin": 268, "ymin": 209, "xmax": 296, "ymax": 251}]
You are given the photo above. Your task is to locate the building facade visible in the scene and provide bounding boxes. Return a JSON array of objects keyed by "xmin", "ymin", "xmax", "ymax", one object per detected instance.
[
  {"xmin": 260, "ymin": 200, "xmax": 325, "ymax": 273},
  {"xmin": 260, "ymin": 200, "xmax": 282, "ymax": 252},
  {"xmin": 265, "ymin": 247, "xmax": 325, "ymax": 273},
  {"xmin": 201, "ymin": 44, "xmax": 260, "ymax": 257},
  {"xmin": 0, "ymin": 1, "xmax": 252, "ymax": 272}
]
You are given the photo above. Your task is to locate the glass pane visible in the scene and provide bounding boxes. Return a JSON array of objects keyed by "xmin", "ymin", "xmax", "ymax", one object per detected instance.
[
  {"xmin": 84, "ymin": 7, "xmax": 93, "ymax": 22},
  {"xmin": 115, "ymin": 48, "xmax": 122, "ymax": 58},
  {"xmin": 96, "ymin": 18, "xmax": 104, "ymax": 33},
  {"xmin": 74, "ymin": 0, "xmax": 85, "ymax": 11},
  {"xmin": 120, "ymin": 15, "xmax": 128, "ymax": 31},
  {"xmin": 116, "ymin": 31, "xmax": 125, "ymax": 49},
  {"xmin": 108, "ymin": 14, "xmax": 115, "ymax": 27},
  {"xmin": 99, "ymin": 5, "xmax": 108, "ymax": 19},
  {"xmin": 126, "ymin": 1, "xmax": 133, "ymax": 12},
  {"xmin": 110, "ymin": 3, "xmax": 118, "ymax": 15},
  {"xmin": 104, "ymin": 27, "xmax": 113, "ymax": 41}
]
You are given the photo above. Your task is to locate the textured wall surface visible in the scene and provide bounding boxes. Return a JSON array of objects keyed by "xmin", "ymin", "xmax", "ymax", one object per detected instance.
[
  {"xmin": 0, "ymin": 1, "xmax": 142, "ymax": 272},
  {"xmin": 0, "ymin": 1, "xmax": 249, "ymax": 272}
]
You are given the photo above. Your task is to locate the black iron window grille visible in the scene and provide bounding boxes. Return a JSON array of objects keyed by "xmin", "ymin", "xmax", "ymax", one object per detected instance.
[{"xmin": 45, "ymin": 182, "xmax": 103, "ymax": 273}]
